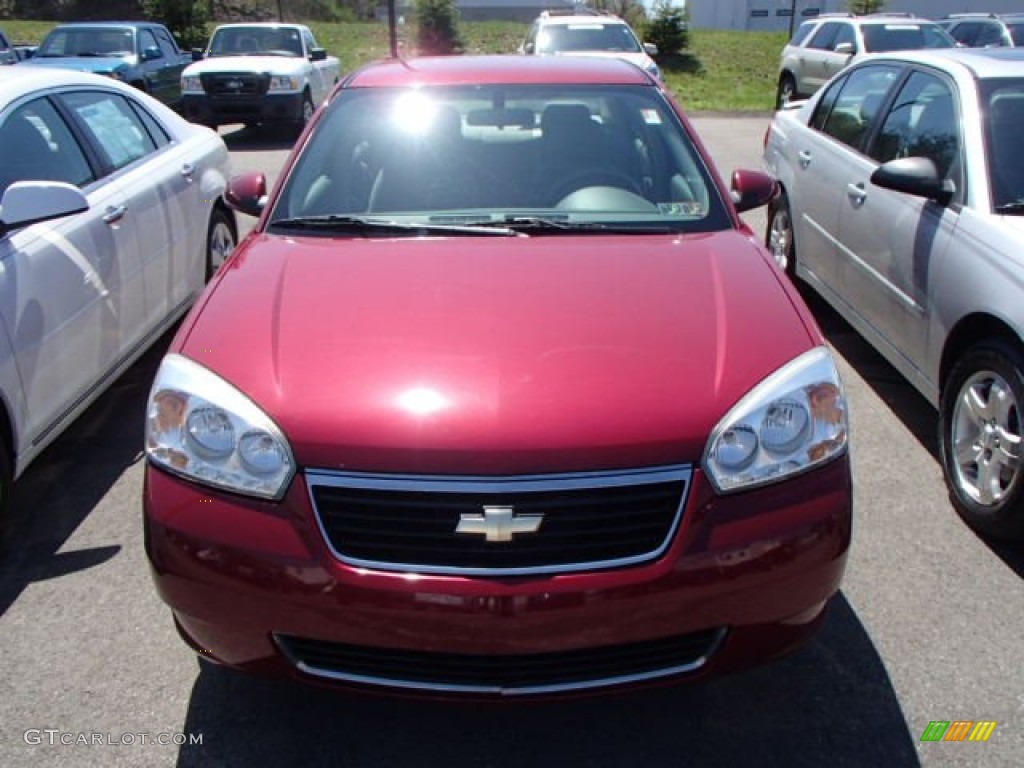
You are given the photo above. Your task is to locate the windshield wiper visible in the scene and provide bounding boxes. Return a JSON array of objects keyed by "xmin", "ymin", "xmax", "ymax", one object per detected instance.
[
  {"xmin": 501, "ymin": 216, "xmax": 676, "ymax": 235},
  {"xmin": 268, "ymin": 215, "xmax": 522, "ymax": 237},
  {"xmin": 995, "ymin": 200, "xmax": 1024, "ymax": 215}
]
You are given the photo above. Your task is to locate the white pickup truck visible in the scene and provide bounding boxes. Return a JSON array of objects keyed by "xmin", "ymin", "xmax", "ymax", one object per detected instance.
[{"xmin": 181, "ymin": 23, "xmax": 340, "ymax": 131}]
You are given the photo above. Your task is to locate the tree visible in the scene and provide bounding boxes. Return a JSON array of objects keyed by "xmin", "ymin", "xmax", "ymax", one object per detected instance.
[
  {"xmin": 142, "ymin": 0, "xmax": 209, "ymax": 48},
  {"xmin": 415, "ymin": 0, "xmax": 463, "ymax": 56},
  {"xmin": 588, "ymin": 0, "xmax": 647, "ymax": 32},
  {"xmin": 847, "ymin": 0, "xmax": 886, "ymax": 13},
  {"xmin": 646, "ymin": 1, "xmax": 689, "ymax": 58}
]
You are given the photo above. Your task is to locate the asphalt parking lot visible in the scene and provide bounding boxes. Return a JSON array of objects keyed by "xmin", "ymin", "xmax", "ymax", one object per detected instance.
[{"xmin": 0, "ymin": 116, "xmax": 1021, "ymax": 768}]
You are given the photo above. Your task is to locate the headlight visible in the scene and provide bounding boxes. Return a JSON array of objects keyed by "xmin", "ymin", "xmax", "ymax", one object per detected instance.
[
  {"xmin": 182, "ymin": 75, "xmax": 203, "ymax": 92},
  {"xmin": 268, "ymin": 75, "xmax": 299, "ymax": 91},
  {"xmin": 703, "ymin": 347, "xmax": 848, "ymax": 493},
  {"xmin": 146, "ymin": 354, "xmax": 295, "ymax": 499}
]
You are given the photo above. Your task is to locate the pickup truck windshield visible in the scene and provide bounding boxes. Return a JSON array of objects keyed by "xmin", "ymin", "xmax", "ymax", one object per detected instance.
[
  {"xmin": 208, "ymin": 26, "xmax": 304, "ymax": 57},
  {"xmin": 37, "ymin": 28, "xmax": 134, "ymax": 57}
]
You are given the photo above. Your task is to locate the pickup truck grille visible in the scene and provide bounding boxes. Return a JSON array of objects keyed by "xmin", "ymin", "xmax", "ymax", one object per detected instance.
[
  {"xmin": 306, "ymin": 465, "xmax": 690, "ymax": 576},
  {"xmin": 201, "ymin": 72, "xmax": 270, "ymax": 97}
]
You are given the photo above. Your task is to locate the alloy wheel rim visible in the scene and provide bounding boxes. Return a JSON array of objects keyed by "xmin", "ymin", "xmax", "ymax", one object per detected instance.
[
  {"xmin": 769, "ymin": 208, "xmax": 791, "ymax": 271},
  {"xmin": 951, "ymin": 369, "xmax": 1023, "ymax": 506},
  {"xmin": 209, "ymin": 220, "xmax": 235, "ymax": 271}
]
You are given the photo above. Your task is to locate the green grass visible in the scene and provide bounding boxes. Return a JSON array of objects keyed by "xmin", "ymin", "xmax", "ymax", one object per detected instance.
[{"xmin": 3, "ymin": 19, "xmax": 785, "ymax": 112}]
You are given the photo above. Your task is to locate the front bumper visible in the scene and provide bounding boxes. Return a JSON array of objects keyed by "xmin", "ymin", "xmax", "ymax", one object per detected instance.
[
  {"xmin": 145, "ymin": 458, "xmax": 851, "ymax": 698},
  {"xmin": 182, "ymin": 92, "xmax": 303, "ymax": 127}
]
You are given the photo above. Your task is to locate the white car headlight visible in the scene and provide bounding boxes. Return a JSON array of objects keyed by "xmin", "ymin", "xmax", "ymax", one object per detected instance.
[
  {"xmin": 182, "ymin": 75, "xmax": 203, "ymax": 93},
  {"xmin": 703, "ymin": 347, "xmax": 848, "ymax": 493},
  {"xmin": 268, "ymin": 75, "xmax": 299, "ymax": 91},
  {"xmin": 146, "ymin": 354, "xmax": 295, "ymax": 500}
]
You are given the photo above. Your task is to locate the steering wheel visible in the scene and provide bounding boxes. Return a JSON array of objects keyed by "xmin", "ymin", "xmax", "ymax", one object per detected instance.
[{"xmin": 549, "ymin": 171, "xmax": 643, "ymax": 204}]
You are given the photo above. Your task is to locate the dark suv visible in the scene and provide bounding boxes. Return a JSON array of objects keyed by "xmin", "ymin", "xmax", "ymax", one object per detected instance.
[{"xmin": 938, "ymin": 13, "xmax": 1024, "ymax": 48}]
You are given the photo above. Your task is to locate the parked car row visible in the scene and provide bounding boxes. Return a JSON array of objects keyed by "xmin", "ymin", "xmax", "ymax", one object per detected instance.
[{"xmin": 3, "ymin": 8, "xmax": 1022, "ymax": 706}]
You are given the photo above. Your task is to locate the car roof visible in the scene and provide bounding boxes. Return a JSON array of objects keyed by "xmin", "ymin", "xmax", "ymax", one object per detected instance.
[
  {"xmin": 537, "ymin": 14, "xmax": 629, "ymax": 27},
  {"xmin": 0, "ymin": 64, "xmax": 135, "ymax": 102},
  {"xmin": 868, "ymin": 46, "xmax": 1024, "ymax": 79},
  {"xmin": 346, "ymin": 55, "xmax": 652, "ymax": 88}
]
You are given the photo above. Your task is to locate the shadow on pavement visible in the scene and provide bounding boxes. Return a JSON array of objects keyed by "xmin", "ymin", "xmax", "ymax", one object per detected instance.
[
  {"xmin": 800, "ymin": 286, "xmax": 1024, "ymax": 578},
  {"xmin": 176, "ymin": 594, "xmax": 919, "ymax": 767},
  {"xmin": 0, "ymin": 334, "xmax": 172, "ymax": 615},
  {"xmin": 221, "ymin": 124, "xmax": 298, "ymax": 152}
]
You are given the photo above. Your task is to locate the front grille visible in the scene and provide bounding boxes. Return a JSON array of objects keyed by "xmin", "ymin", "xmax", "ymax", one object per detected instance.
[
  {"xmin": 275, "ymin": 628, "xmax": 725, "ymax": 696},
  {"xmin": 200, "ymin": 71, "xmax": 270, "ymax": 97},
  {"xmin": 306, "ymin": 466, "xmax": 690, "ymax": 576}
]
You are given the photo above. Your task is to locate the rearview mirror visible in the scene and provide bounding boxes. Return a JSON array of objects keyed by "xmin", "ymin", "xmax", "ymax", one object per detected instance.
[
  {"xmin": 834, "ymin": 42, "xmax": 855, "ymax": 55},
  {"xmin": 871, "ymin": 157, "xmax": 954, "ymax": 205},
  {"xmin": 310, "ymin": 47, "xmax": 327, "ymax": 62},
  {"xmin": 141, "ymin": 45, "xmax": 162, "ymax": 61},
  {"xmin": 225, "ymin": 172, "xmax": 268, "ymax": 218},
  {"xmin": 730, "ymin": 169, "xmax": 779, "ymax": 213},
  {"xmin": 0, "ymin": 181, "xmax": 88, "ymax": 238},
  {"xmin": 643, "ymin": 42, "xmax": 659, "ymax": 56}
]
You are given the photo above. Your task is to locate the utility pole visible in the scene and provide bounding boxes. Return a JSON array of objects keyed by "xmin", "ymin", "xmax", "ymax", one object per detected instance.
[
  {"xmin": 277, "ymin": 0, "xmax": 284, "ymax": 22},
  {"xmin": 387, "ymin": 0, "xmax": 399, "ymax": 58},
  {"xmin": 789, "ymin": 0, "xmax": 798, "ymax": 38}
]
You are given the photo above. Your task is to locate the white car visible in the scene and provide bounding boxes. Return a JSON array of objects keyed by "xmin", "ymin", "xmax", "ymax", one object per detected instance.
[
  {"xmin": 180, "ymin": 23, "xmax": 340, "ymax": 131},
  {"xmin": 520, "ymin": 11, "xmax": 661, "ymax": 81},
  {"xmin": 764, "ymin": 47, "xmax": 1024, "ymax": 539},
  {"xmin": 0, "ymin": 66, "xmax": 236, "ymax": 524}
]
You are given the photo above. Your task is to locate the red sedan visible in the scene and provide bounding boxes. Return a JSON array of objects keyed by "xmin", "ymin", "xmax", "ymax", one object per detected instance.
[{"xmin": 144, "ymin": 55, "xmax": 851, "ymax": 697}]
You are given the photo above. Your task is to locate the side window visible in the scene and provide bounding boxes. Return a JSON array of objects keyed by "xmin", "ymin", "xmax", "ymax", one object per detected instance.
[
  {"xmin": 128, "ymin": 99, "xmax": 171, "ymax": 148},
  {"xmin": 950, "ymin": 22, "xmax": 980, "ymax": 46},
  {"xmin": 871, "ymin": 72, "xmax": 961, "ymax": 194},
  {"xmin": 808, "ymin": 22, "xmax": 840, "ymax": 51},
  {"xmin": 976, "ymin": 23, "xmax": 1007, "ymax": 47},
  {"xmin": 138, "ymin": 28, "xmax": 161, "ymax": 58},
  {"xmin": 60, "ymin": 91, "xmax": 158, "ymax": 173},
  {"xmin": 817, "ymin": 65, "xmax": 901, "ymax": 150},
  {"xmin": 810, "ymin": 75, "xmax": 844, "ymax": 132},
  {"xmin": 0, "ymin": 98, "xmax": 94, "ymax": 195},
  {"xmin": 790, "ymin": 21, "xmax": 819, "ymax": 47},
  {"xmin": 154, "ymin": 28, "xmax": 180, "ymax": 56},
  {"xmin": 832, "ymin": 24, "xmax": 856, "ymax": 52},
  {"xmin": 303, "ymin": 29, "xmax": 316, "ymax": 55}
]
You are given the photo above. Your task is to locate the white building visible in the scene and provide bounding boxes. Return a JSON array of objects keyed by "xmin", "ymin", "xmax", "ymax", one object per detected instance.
[{"xmin": 688, "ymin": 1, "xmax": 1024, "ymax": 32}]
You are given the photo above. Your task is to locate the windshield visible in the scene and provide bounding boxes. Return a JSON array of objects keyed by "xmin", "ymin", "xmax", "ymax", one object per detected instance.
[
  {"xmin": 37, "ymin": 27, "xmax": 134, "ymax": 57},
  {"xmin": 982, "ymin": 79, "xmax": 1024, "ymax": 213},
  {"xmin": 862, "ymin": 24, "xmax": 955, "ymax": 53},
  {"xmin": 536, "ymin": 24, "xmax": 642, "ymax": 54},
  {"xmin": 207, "ymin": 26, "xmax": 303, "ymax": 57},
  {"xmin": 270, "ymin": 84, "xmax": 729, "ymax": 234}
]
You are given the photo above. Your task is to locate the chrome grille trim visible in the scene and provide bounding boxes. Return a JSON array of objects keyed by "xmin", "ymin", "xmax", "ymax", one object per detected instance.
[
  {"xmin": 275, "ymin": 627, "xmax": 726, "ymax": 697},
  {"xmin": 305, "ymin": 465, "xmax": 691, "ymax": 577}
]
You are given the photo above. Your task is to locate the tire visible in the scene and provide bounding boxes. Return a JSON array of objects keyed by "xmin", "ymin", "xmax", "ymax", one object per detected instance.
[
  {"xmin": 939, "ymin": 340, "xmax": 1024, "ymax": 540},
  {"xmin": 766, "ymin": 191, "xmax": 796, "ymax": 279},
  {"xmin": 776, "ymin": 74, "xmax": 796, "ymax": 110},
  {"xmin": 205, "ymin": 207, "xmax": 237, "ymax": 281},
  {"xmin": 296, "ymin": 92, "xmax": 314, "ymax": 133},
  {"xmin": 0, "ymin": 438, "xmax": 11, "ymax": 543}
]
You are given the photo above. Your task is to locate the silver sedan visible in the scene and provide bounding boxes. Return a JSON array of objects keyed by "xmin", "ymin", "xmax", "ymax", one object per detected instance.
[
  {"xmin": 764, "ymin": 47, "xmax": 1024, "ymax": 540},
  {"xmin": 0, "ymin": 65, "xmax": 236, "ymax": 526}
]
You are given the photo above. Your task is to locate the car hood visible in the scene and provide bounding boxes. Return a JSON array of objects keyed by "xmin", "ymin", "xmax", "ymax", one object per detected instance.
[
  {"xmin": 184, "ymin": 56, "xmax": 307, "ymax": 76},
  {"xmin": 179, "ymin": 232, "xmax": 816, "ymax": 474},
  {"xmin": 20, "ymin": 55, "xmax": 130, "ymax": 73}
]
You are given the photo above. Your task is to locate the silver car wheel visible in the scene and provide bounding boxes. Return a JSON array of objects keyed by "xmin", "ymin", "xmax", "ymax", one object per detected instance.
[
  {"xmin": 951, "ymin": 369, "xmax": 1023, "ymax": 506},
  {"xmin": 768, "ymin": 205, "xmax": 791, "ymax": 272},
  {"xmin": 206, "ymin": 211, "xmax": 236, "ymax": 279}
]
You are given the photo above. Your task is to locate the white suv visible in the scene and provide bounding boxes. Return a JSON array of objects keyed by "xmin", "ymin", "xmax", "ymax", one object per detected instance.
[
  {"xmin": 776, "ymin": 13, "xmax": 955, "ymax": 108},
  {"xmin": 520, "ymin": 10, "xmax": 661, "ymax": 80}
]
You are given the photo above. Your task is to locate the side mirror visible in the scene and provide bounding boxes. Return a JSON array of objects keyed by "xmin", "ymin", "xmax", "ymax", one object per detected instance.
[
  {"xmin": 730, "ymin": 169, "xmax": 779, "ymax": 213},
  {"xmin": 643, "ymin": 42, "xmax": 659, "ymax": 57},
  {"xmin": 310, "ymin": 47, "xmax": 327, "ymax": 62},
  {"xmin": 191, "ymin": 47, "xmax": 205, "ymax": 61},
  {"xmin": 870, "ymin": 156, "xmax": 954, "ymax": 204},
  {"xmin": 0, "ymin": 181, "xmax": 88, "ymax": 238},
  {"xmin": 141, "ymin": 45, "xmax": 162, "ymax": 61},
  {"xmin": 224, "ymin": 172, "xmax": 268, "ymax": 218},
  {"xmin": 834, "ymin": 41, "xmax": 855, "ymax": 56}
]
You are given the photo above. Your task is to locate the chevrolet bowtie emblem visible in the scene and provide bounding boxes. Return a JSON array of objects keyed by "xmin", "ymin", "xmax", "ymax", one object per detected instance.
[{"xmin": 455, "ymin": 506, "xmax": 543, "ymax": 542}]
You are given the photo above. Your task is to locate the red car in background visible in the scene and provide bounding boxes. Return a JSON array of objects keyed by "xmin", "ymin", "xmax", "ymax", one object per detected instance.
[{"xmin": 144, "ymin": 55, "xmax": 852, "ymax": 697}]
